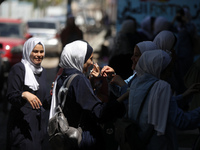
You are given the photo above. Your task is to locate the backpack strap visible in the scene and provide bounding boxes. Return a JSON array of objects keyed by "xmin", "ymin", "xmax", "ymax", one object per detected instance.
[{"xmin": 57, "ymin": 73, "xmax": 79, "ymax": 110}]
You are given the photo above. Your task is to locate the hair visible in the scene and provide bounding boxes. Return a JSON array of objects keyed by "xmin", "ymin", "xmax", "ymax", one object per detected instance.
[{"xmin": 37, "ymin": 42, "xmax": 42, "ymax": 45}]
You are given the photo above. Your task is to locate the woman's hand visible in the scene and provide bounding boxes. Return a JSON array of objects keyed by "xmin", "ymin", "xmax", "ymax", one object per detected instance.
[
  {"xmin": 182, "ymin": 83, "xmax": 200, "ymax": 98},
  {"xmin": 101, "ymin": 66, "xmax": 116, "ymax": 79},
  {"xmin": 90, "ymin": 63, "xmax": 100, "ymax": 77},
  {"xmin": 22, "ymin": 91, "xmax": 42, "ymax": 109}
]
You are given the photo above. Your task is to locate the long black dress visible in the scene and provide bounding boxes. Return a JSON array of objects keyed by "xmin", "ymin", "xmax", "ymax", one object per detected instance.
[{"xmin": 6, "ymin": 62, "xmax": 51, "ymax": 150}]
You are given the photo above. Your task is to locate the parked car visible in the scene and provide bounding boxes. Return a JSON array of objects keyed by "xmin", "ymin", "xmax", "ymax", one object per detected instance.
[
  {"xmin": 27, "ymin": 18, "xmax": 62, "ymax": 56},
  {"xmin": 0, "ymin": 18, "xmax": 31, "ymax": 73}
]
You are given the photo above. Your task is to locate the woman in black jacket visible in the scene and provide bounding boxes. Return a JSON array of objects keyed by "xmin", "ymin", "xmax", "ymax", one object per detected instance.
[{"xmin": 50, "ymin": 40, "xmax": 125, "ymax": 150}]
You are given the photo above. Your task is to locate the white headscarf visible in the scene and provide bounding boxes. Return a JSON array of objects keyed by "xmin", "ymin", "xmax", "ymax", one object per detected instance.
[
  {"xmin": 153, "ymin": 30, "xmax": 176, "ymax": 52},
  {"xmin": 136, "ymin": 41, "xmax": 158, "ymax": 54},
  {"xmin": 50, "ymin": 40, "xmax": 93, "ymax": 119},
  {"xmin": 59, "ymin": 40, "xmax": 89, "ymax": 73},
  {"xmin": 21, "ymin": 37, "xmax": 45, "ymax": 91},
  {"xmin": 135, "ymin": 50, "xmax": 172, "ymax": 135}
]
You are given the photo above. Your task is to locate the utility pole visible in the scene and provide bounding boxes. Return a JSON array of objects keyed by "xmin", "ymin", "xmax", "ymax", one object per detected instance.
[{"xmin": 67, "ymin": 0, "xmax": 72, "ymax": 16}]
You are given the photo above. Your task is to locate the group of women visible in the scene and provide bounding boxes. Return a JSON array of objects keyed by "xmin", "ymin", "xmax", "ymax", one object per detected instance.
[{"xmin": 6, "ymin": 30, "xmax": 200, "ymax": 150}]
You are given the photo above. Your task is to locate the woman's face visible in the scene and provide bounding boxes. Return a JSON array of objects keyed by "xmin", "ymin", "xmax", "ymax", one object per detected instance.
[
  {"xmin": 131, "ymin": 45, "xmax": 141, "ymax": 70},
  {"xmin": 30, "ymin": 44, "xmax": 44, "ymax": 65},
  {"xmin": 83, "ymin": 53, "xmax": 94, "ymax": 74}
]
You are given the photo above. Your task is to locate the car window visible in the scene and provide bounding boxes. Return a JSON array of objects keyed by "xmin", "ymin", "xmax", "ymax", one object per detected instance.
[
  {"xmin": 28, "ymin": 22, "xmax": 56, "ymax": 29},
  {"xmin": 0, "ymin": 23, "xmax": 21, "ymax": 38}
]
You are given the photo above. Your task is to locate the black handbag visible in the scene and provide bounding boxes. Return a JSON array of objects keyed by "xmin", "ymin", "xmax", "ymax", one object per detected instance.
[{"xmin": 48, "ymin": 74, "xmax": 82, "ymax": 150}]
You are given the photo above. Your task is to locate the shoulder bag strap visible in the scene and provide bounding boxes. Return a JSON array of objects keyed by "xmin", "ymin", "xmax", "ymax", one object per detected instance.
[{"xmin": 57, "ymin": 73, "xmax": 79, "ymax": 110}]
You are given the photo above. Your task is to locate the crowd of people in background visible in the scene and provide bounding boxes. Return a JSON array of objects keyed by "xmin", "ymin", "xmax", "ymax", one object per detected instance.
[{"xmin": 2, "ymin": 5, "xmax": 200, "ymax": 150}]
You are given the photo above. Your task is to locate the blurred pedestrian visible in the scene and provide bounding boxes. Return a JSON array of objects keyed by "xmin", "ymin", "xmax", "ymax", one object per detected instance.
[
  {"xmin": 172, "ymin": 7, "xmax": 197, "ymax": 96},
  {"xmin": 60, "ymin": 14, "xmax": 83, "ymax": 49},
  {"xmin": 139, "ymin": 16, "xmax": 156, "ymax": 41},
  {"xmin": 50, "ymin": 40, "xmax": 125, "ymax": 150},
  {"xmin": 108, "ymin": 19, "xmax": 146, "ymax": 80},
  {"xmin": 184, "ymin": 56, "xmax": 200, "ymax": 110},
  {"xmin": 6, "ymin": 37, "xmax": 51, "ymax": 150},
  {"xmin": 153, "ymin": 16, "xmax": 172, "ymax": 38}
]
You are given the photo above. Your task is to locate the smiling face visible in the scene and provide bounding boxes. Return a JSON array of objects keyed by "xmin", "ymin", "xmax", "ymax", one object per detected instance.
[
  {"xmin": 30, "ymin": 44, "xmax": 44, "ymax": 65},
  {"xmin": 131, "ymin": 45, "xmax": 141, "ymax": 70}
]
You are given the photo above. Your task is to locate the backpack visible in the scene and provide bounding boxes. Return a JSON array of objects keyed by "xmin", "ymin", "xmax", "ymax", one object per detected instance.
[{"xmin": 48, "ymin": 73, "xmax": 82, "ymax": 150}]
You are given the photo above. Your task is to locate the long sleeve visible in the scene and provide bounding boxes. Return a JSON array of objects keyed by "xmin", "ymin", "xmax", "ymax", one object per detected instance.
[
  {"xmin": 168, "ymin": 95, "xmax": 200, "ymax": 130},
  {"xmin": 109, "ymin": 72, "xmax": 137, "ymax": 97},
  {"xmin": 74, "ymin": 75, "xmax": 125, "ymax": 122},
  {"xmin": 6, "ymin": 63, "xmax": 25, "ymax": 107}
]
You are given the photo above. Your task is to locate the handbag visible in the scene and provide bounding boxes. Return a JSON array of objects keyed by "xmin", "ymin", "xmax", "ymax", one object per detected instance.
[{"xmin": 48, "ymin": 73, "xmax": 82, "ymax": 150}]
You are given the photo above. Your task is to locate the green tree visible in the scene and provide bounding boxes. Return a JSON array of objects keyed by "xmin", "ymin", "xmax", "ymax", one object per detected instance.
[{"xmin": 19, "ymin": 0, "xmax": 63, "ymax": 8}]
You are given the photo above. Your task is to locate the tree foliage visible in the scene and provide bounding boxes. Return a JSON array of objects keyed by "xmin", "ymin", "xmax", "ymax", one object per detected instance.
[{"xmin": 19, "ymin": 0, "xmax": 63, "ymax": 8}]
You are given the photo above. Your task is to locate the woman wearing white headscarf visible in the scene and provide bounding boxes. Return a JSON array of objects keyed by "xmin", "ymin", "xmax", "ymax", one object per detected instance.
[
  {"xmin": 153, "ymin": 30, "xmax": 177, "ymax": 53},
  {"xmin": 50, "ymin": 40, "xmax": 125, "ymax": 150},
  {"xmin": 128, "ymin": 50, "xmax": 200, "ymax": 150},
  {"xmin": 6, "ymin": 37, "xmax": 51, "ymax": 150},
  {"xmin": 153, "ymin": 30, "xmax": 179, "ymax": 91},
  {"xmin": 153, "ymin": 30, "xmax": 199, "ymax": 111}
]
